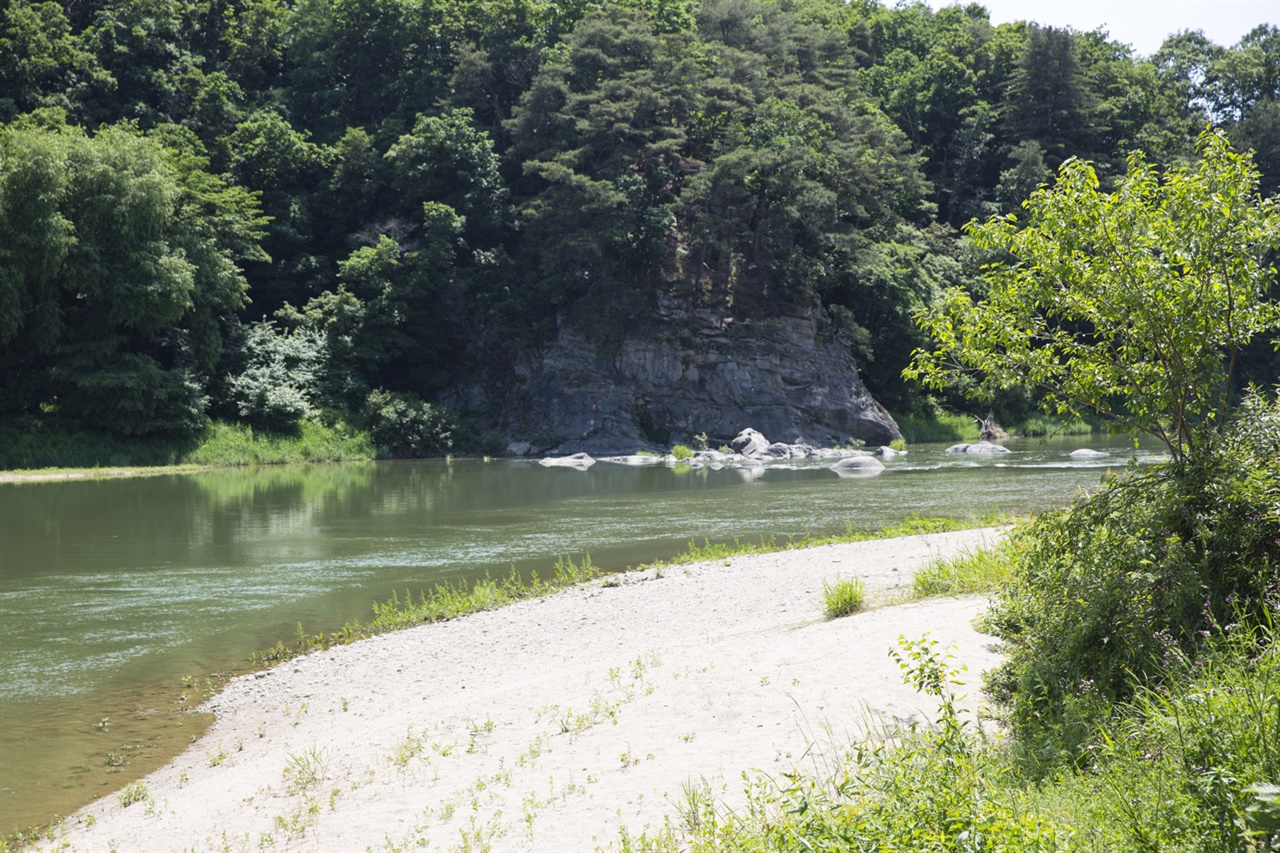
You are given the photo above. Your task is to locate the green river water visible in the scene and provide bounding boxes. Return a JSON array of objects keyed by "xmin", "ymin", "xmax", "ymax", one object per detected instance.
[{"xmin": 0, "ymin": 435, "xmax": 1157, "ymax": 833}]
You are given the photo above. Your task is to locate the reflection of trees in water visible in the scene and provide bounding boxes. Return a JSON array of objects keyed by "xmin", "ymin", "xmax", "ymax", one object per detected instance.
[
  {"xmin": 1, "ymin": 476, "xmax": 224, "ymax": 578},
  {"xmin": 193, "ymin": 463, "xmax": 385, "ymax": 556}
]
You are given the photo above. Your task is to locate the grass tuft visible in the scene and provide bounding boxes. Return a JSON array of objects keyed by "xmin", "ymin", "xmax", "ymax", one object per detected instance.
[
  {"xmin": 911, "ymin": 541, "xmax": 1019, "ymax": 598},
  {"xmin": 822, "ymin": 576, "xmax": 866, "ymax": 618}
]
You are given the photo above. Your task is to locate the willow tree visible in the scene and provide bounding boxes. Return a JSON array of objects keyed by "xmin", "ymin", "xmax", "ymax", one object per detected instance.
[{"xmin": 905, "ymin": 129, "xmax": 1280, "ymax": 469}]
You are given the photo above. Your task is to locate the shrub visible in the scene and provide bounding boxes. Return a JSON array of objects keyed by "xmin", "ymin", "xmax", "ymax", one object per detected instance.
[
  {"xmin": 671, "ymin": 443, "xmax": 694, "ymax": 460},
  {"xmin": 223, "ymin": 322, "xmax": 326, "ymax": 433},
  {"xmin": 822, "ymin": 576, "xmax": 866, "ymax": 618},
  {"xmin": 362, "ymin": 389, "xmax": 457, "ymax": 458},
  {"xmin": 984, "ymin": 392, "xmax": 1280, "ymax": 757}
]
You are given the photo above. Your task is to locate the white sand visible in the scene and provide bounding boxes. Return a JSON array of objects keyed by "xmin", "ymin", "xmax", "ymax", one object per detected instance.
[{"xmin": 36, "ymin": 528, "xmax": 1005, "ymax": 853}]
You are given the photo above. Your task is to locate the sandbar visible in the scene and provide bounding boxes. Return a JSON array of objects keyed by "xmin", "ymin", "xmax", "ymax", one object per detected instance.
[{"xmin": 33, "ymin": 528, "xmax": 1005, "ymax": 852}]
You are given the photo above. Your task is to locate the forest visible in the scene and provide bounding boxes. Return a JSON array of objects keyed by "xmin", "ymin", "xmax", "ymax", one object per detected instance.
[{"xmin": 1, "ymin": 0, "xmax": 1277, "ymax": 460}]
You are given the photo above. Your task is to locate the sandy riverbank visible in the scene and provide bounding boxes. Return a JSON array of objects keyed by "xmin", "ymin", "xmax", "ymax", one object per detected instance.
[{"xmin": 33, "ymin": 528, "xmax": 1005, "ymax": 853}]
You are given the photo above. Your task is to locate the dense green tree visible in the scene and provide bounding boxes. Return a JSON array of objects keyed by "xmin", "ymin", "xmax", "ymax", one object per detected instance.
[
  {"xmin": 1004, "ymin": 24, "xmax": 1103, "ymax": 170},
  {"xmin": 285, "ymin": 0, "xmax": 462, "ymax": 138},
  {"xmin": 221, "ymin": 320, "xmax": 326, "ymax": 431},
  {"xmin": 506, "ymin": 6, "xmax": 697, "ymax": 327},
  {"xmin": 0, "ymin": 0, "xmax": 110, "ymax": 121},
  {"xmin": 222, "ymin": 110, "xmax": 333, "ymax": 316},
  {"xmin": 0, "ymin": 122, "xmax": 266, "ymax": 437},
  {"xmin": 907, "ymin": 130, "xmax": 1280, "ymax": 467}
]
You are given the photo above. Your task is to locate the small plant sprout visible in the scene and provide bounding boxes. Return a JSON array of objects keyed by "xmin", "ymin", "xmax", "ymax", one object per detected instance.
[
  {"xmin": 823, "ymin": 575, "xmax": 866, "ymax": 618},
  {"xmin": 117, "ymin": 782, "xmax": 148, "ymax": 807}
]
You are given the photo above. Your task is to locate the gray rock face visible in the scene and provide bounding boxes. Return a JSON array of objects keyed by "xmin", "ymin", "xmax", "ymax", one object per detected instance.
[
  {"xmin": 502, "ymin": 294, "xmax": 900, "ymax": 455},
  {"xmin": 1069, "ymin": 448, "xmax": 1108, "ymax": 458},
  {"xmin": 946, "ymin": 441, "xmax": 1011, "ymax": 454}
]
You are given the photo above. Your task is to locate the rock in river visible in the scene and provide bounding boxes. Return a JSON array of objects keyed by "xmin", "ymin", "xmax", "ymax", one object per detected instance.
[
  {"xmin": 945, "ymin": 441, "xmax": 1010, "ymax": 454},
  {"xmin": 829, "ymin": 455, "xmax": 886, "ymax": 477},
  {"xmin": 539, "ymin": 453, "xmax": 596, "ymax": 469}
]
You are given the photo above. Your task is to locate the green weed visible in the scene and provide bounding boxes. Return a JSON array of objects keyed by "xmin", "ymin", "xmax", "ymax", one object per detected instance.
[
  {"xmin": 911, "ymin": 541, "xmax": 1019, "ymax": 598},
  {"xmin": 822, "ymin": 576, "xmax": 866, "ymax": 618},
  {"xmin": 117, "ymin": 782, "xmax": 148, "ymax": 808}
]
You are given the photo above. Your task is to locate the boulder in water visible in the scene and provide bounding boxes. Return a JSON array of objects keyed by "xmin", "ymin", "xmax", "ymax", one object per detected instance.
[
  {"xmin": 945, "ymin": 441, "xmax": 1010, "ymax": 454},
  {"xmin": 830, "ymin": 455, "xmax": 885, "ymax": 477},
  {"xmin": 539, "ymin": 453, "xmax": 596, "ymax": 469}
]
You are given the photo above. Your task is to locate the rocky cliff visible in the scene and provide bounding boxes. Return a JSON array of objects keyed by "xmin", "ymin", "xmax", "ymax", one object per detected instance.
[{"xmin": 485, "ymin": 294, "xmax": 900, "ymax": 455}]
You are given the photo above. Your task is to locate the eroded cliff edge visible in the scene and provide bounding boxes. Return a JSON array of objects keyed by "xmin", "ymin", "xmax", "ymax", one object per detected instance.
[{"xmin": 469, "ymin": 294, "xmax": 900, "ymax": 455}]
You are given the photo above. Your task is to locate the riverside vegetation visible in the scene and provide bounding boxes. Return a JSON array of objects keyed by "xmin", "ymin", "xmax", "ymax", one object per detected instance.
[
  {"xmin": 613, "ymin": 393, "xmax": 1280, "ymax": 853},
  {"xmin": 605, "ymin": 118, "xmax": 1280, "ymax": 852}
]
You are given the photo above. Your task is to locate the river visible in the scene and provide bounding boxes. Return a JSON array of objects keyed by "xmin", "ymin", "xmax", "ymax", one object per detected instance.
[{"xmin": 0, "ymin": 435, "xmax": 1157, "ymax": 832}]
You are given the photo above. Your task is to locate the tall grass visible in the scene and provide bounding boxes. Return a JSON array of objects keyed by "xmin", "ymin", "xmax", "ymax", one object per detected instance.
[
  {"xmin": 822, "ymin": 576, "xmax": 866, "ymax": 617},
  {"xmin": 911, "ymin": 539, "xmax": 1020, "ymax": 598},
  {"xmin": 893, "ymin": 411, "xmax": 980, "ymax": 444},
  {"xmin": 0, "ymin": 419, "xmax": 374, "ymax": 473},
  {"xmin": 183, "ymin": 420, "xmax": 373, "ymax": 466},
  {"xmin": 251, "ymin": 555, "xmax": 600, "ymax": 665}
]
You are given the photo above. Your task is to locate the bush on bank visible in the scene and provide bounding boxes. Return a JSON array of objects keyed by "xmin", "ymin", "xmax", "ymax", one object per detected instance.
[
  {"xmin": 985, "ymin": 391, "xmax": 1280, "ymax": 761},
  {"xmin": 624, "ymin": 393, "xmax": 1280, "ymax": 853}
]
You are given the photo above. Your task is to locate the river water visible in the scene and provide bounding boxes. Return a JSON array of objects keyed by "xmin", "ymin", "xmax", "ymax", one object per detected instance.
[{"xmin": 0, "ymin": 435, "xmax": 1157, "ymax": 832}]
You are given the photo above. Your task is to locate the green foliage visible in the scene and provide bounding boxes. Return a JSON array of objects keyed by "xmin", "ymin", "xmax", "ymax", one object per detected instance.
[
  {"xmin": 822, "ymin": 575, "xmax": 866, "ymax": 618},
  {"xmin": 664, "ymin": 637, "xmax": 1067, "ymax": 852},
  {"xmin": 645, "ymin": 626, "xmax": 1280, "ymax": 853},
  {"xmin": 0, "ymin": 121, "xmax": 266, "ymax": 439},
  {"xmin": 361, "ymin": 389, "xmax": 457, "ymax": 458},
  {"xmin": 893, "ymin": 410, "xmax": 980, "ymax": 444},
  {"xmin": 182, "ymin": 419, "xmax": 373, "ymax": 466},
  {"xmin": 0, "ymin": 0, "xmax": 109, "ymax": 121},
  {"xmin": 912, "ymin": 543, "xmax": 1018, "ymax": 598},
  {"xmin": 670, "ymin": 443, "xmax": 693, "ymax": 460},
  {"xmin": 223, "ymin": 322, "xmax": 326, "ymax": 432},
  {"xmin": 1004, "ymin": 24, "xmax": 1103, "ymax": 169},
  {"xmin": 908, "ymin": 130, "xmax": 1280, "ymax": 469},
  {"xmin": 983, "ymin": 392, "xmax": 1280, "ymax": 757},
  {"xmin": 116, "ymin": 782, "xmax": 148, "ymax": 808}
]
